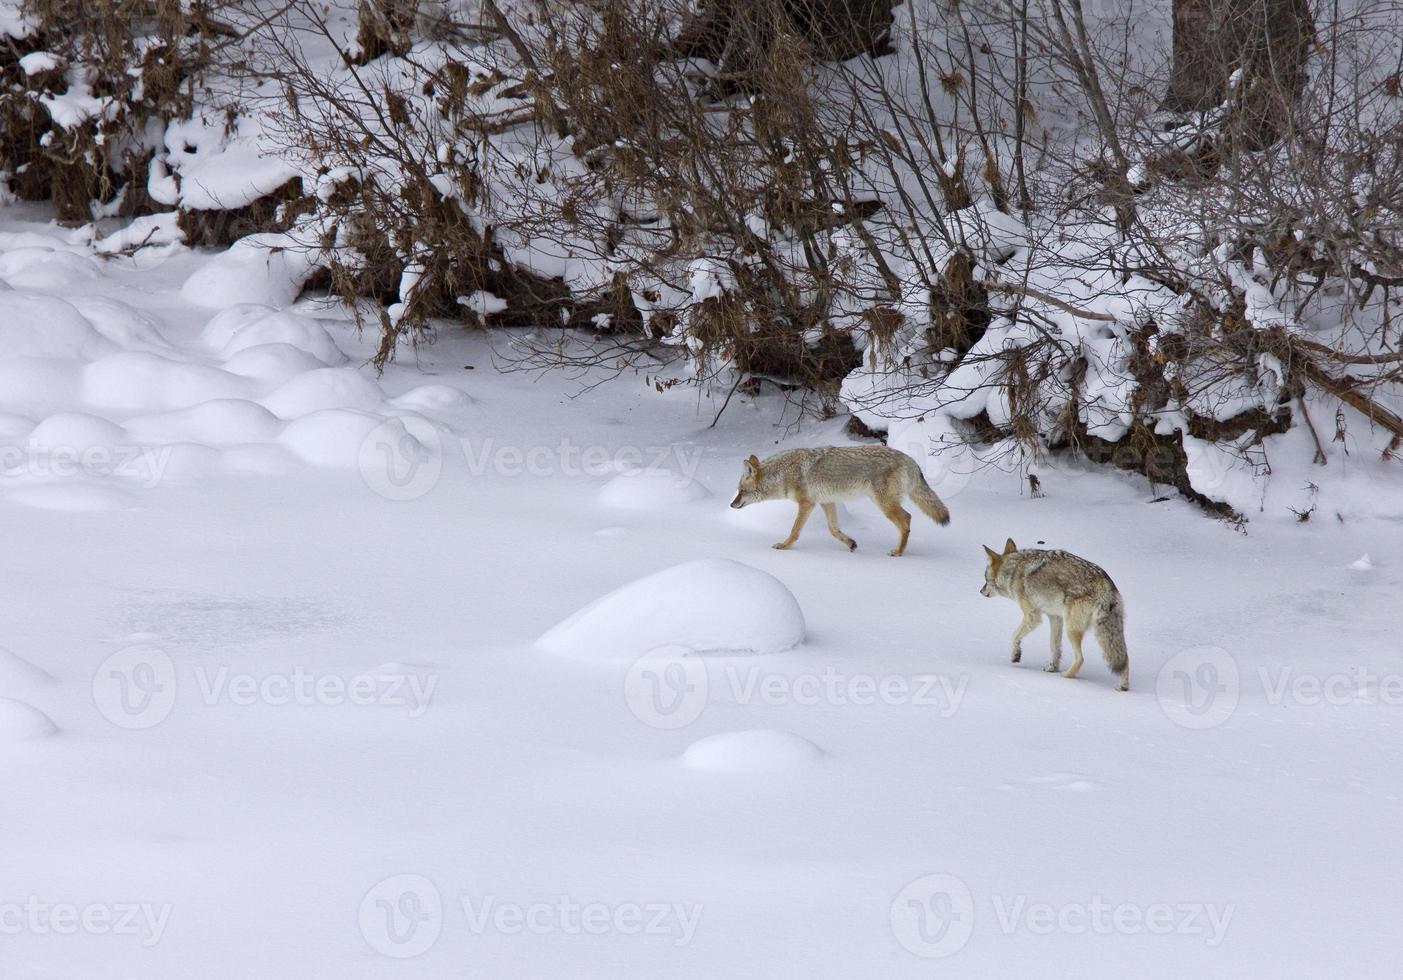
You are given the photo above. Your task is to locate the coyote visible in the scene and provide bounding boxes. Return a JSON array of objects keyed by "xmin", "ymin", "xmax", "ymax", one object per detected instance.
[
  {"xmin": 729, "ymin": 446, "xmax": 950, "ymax": 556},
  {"xmin": 980, "ymin": 539, "xmax": 1130, "ymax": 691}
]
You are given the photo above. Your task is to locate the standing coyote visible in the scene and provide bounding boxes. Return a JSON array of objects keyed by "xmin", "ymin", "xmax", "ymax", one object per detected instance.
[
  {"xmin": 729, "ymin": 446, "xmax": 950, "ymax": 556},
  {"xmin": 980, "ymin": 539, "xmax": 1130, "ymax": 691}
]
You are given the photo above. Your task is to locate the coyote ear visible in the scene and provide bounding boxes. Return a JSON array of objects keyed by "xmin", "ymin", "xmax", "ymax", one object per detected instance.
[
  {"xmin": 983, "ymin": 545, "xmax": 1000, "ymax": 562},
  {"xmin": 1003, "ymin": 537, "xmax": 1017, "ymax": 554},
  {"xmin": 746, "ymin": 454, "xmax": 761, "ymax": 472}
]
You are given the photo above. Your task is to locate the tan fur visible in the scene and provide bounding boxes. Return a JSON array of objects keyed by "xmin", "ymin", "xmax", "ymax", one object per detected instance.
[
  {"xmin": 730, "ymin": 446, "xmax": 951, "ymax": 556},
  {"xmin": 980, "ymin": 539, "xmax": 1130, "ymax": 691}
]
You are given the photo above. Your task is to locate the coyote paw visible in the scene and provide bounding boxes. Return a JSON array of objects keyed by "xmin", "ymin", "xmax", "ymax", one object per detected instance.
[
  {"xmin": 1043, "ymin": 663, "xmax": 1060, "ymax": 673},
  {"xmin": 1061, "ymin": 669, "xmax": 1080, "ymax": 679},
  {"xmin": 1118, "ymin": 679, "xmax": 1130, "ymax": 692},
  {"xmin": 772, "ymin": 542, "xmax": 792, "ymax": 550},
  {"xmin": 1011, "ymin": 652, "xmax": 1021, "ymax": 664},
  {"xmin": 844, "ymin": 540, "xmax": 857, "ymax": 552}
]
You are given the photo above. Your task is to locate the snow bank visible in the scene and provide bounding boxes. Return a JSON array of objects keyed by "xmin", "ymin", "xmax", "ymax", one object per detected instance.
[
  {"xmin": 598, "ymin": 467, "xmax": 710, "ymax": 510},
  {"xmin": 536, "ymin": 558, "xmax": 805, "ymax": 660},
  {"xmin": 681, "ymin": 730, "xmax": 825, "ymax": 773}
]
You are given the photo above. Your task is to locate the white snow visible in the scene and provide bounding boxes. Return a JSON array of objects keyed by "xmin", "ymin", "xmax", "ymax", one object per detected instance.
[
  {"xmin": 0, "ymin": 644, "xmax": 55, "ymax": 686},
  {"xmin": 0, "ymin": 204, "xmax": 1399, "ymax": 978},
  {"xmin": 680, "ymin": 729, "xmax": 826, "ymax": 773},
  {"xmin": 536, "ymin": 558, "xmax": 806, "ymax": 659},
  {"xmin": 0, "ymin": 697, "xmax": 57, "ymax": 740},
  {"xmin": 457, "ymin": 290, "xmax": 509, "ymax": 317},
  {"xmin": 181, "ymin": 232, "xmax": 320, "ymax": 309}
]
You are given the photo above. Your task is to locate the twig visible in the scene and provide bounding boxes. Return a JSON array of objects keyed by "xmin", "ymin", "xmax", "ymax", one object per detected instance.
[{"xmin": 980, "ymin": 279, "xmax": 1120, "ymax": 322}]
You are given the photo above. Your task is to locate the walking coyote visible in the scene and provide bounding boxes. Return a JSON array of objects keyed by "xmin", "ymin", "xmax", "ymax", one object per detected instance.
[
  {"xmin": 980, "ymin": 539, "xmax": 1130, "ymax": 691},
  {"xmin": 729, "ymin": 446, "xmax": 950, "ymax": 556}
]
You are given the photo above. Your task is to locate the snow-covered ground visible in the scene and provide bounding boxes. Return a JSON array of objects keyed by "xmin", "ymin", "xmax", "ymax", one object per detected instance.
[{"xmin": 2, "ymin": 204, "xmax": 1401, "ymax": 978}]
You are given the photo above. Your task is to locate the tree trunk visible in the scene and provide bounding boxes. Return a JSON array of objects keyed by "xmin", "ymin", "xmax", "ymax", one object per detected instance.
[
  {"xmin": 1161, "ymin": 0, "xmax": 1314, "ymax": 144},
  {"xmin": 674, "ymin": 0, "xmax": 894, "ymax": 78}
]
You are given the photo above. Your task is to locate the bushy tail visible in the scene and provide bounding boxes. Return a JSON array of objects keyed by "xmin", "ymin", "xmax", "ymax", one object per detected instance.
[
  {"xmin": 1094, "ymin": 591, "xmax": 1130, "ymax": 690},
  {"xmin": 907, "ymin": 469, "xmax": 951, "ymax": 526}
]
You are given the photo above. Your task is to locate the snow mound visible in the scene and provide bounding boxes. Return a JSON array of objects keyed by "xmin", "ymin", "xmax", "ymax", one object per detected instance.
[
  {"xmin": 181, "ymin": 233, "xmax": 319, "ymax": 309},
  {"xmin": 0, "ymin": 646, "xmax": 56, "ymax": 687},
  {"xmin": 390, "ymin": 385, "xmax": 476, "ymax": 414},
  {"xmin": 83, "ymin": 352, "xmax": 250, "ymax": 411},
  {"xmin": 0, "ymin": 293, "xmax": 115, "ymax": 359},
  {"xmin": 681, "ymin": 730, "xmax": 825, "ymax": 773},
  {"xmin": 536, "ymin": 559, "xmax": 805, "ymax": 660},
  {"xmin": 28, "ymin": 411, "xmax": 128, "ymax": 450},
  {"xmin": 262, "ymin": 367, "xmax": 385, "ymax": 418},
  {"xmin": 203, "ymin": 306, "xmax": 347, "ymax": 366},
  {"xmin": 0, "ymin": 246, "xmax": 103, "ymax": 289},
  {"xmin": 1349, "ymin": 554, "xmax": 1375, "ymax": 571},
  {"xmin": 598, "ymin": 468, "xmax": 711, "ymax": 510},
  {"xmin": 222, "ymin": 343, "xmax": 332, "ymax": 383},
  {"xmin": 0, "ymin": 698, "xmax": 58, "ymax": 741},
  {"xmin": 279, "ymin": 409, "xmax": 407, "ymax": 468},
  {"xmin": 67, "ymin": 296, "xmax": 176, "ymax": 353}
]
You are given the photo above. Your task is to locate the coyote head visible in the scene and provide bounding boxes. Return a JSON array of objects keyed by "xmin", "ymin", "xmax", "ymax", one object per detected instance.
[
  {"xmin": 730, "ymin": 454, "xmax": 767, "ymax": 508},
  {"xmin": 980, "ymin": 538, "xmax": 1017, "ymax": 596}
]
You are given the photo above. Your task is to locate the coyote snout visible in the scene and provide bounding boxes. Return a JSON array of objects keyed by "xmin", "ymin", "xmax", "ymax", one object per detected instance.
[
  {"xmin": 981, "ymin": 538, "xmax": 1130, "ymax": 691},
  {"xmin": 731, "ymin": 445, "xmax": 950, "ymax": 556}
]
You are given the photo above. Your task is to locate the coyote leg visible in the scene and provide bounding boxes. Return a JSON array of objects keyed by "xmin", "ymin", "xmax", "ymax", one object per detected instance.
[
  {"xmin": 1047, "ymin": 615, "xmax": 1063, "ymax": 671},
  {"xmin": 875, "ymin": 497, "xmax": 912, "ymax": 557},
  {"xmin": 1063, "ymin": 625, "xmax": 1086, "ymax": 679},
  {"xmin": 820, "ymin": 503, "xmax": 857, "ymax": 552},
  {"xmin": 1011, "ymin": 609, "xmax": 1042, "ymax": 664},
  {"xmin": 773, "ymin": 500, "xmax": 815, "ymax": 550}
]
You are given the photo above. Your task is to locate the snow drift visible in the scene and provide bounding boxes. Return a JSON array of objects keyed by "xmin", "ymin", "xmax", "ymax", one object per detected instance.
[{"xmin": 535, "ymin": 558, "xmax": 805, "ymax": 660}]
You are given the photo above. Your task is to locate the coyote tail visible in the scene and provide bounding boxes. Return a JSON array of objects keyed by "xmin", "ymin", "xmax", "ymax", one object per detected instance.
[
  {"xmin": 908, "ymin": 469, "xmax": 951, "ymax": 526},
  {"xmin": 1094, "ymin": 591, "xmax": 1130, "ymax": 679}
]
